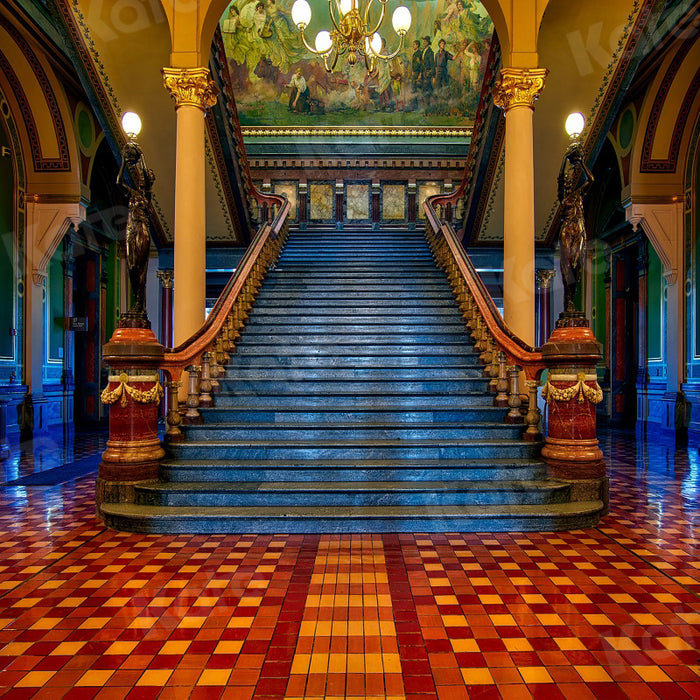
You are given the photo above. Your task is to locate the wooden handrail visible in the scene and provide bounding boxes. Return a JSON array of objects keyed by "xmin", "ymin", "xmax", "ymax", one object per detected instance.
[
  {"xmin": 160, "ymin": 194, "xmax": 290, "ymax": 381},
  {"xmin": 423, "ymin": 200, "xmax": 544, "ymax": 381}
]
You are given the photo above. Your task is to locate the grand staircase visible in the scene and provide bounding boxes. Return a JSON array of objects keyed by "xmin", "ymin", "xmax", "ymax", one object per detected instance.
[{"xmin": 101, "ymin": 228, "xmax": 604, "ymax": 532}]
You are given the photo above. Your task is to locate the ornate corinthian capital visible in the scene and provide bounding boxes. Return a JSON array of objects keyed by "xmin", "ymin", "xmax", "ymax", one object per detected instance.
[
  {"xmin": 536, "ymin": 269, "xmax": 556, "ymax": 290},
  {"xmin": 162, "ymin": 67, "xmax": 218, "ymax": 111},
  {"xmin": 493, "ymin": 68, "xmax": 548, "ymax": 111}
]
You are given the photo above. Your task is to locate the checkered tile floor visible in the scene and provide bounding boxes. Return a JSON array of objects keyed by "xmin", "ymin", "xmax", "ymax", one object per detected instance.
[{"xmin": 0, "ymin": 428, "xmax": 698, "ymax": 699}]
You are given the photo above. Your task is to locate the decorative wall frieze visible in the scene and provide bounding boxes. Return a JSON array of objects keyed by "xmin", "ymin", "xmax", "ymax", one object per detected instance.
[
  {"xmin": 242, "ymin": 126, "xmax": 472, "ymax": 138},
  {"xmin": 162, "ymin": 67, "xmax": 218, "ymax": 111},
  {"xmin": 492, "ymin": 68, "xmax": 548, "ymax": 112}
]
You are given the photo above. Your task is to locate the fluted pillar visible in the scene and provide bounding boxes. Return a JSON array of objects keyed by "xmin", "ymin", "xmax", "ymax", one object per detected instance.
[
  {"xmin": 493, "ymin": 68, "xmax": 547, "ymax": 346},
  {"xmin": 162, "ymin": 67, "xmax": 217, "ymax": 346}
]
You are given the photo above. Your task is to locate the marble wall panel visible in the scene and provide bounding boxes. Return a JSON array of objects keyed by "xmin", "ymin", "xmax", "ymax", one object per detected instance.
[
  {"xmin": 346, "ymin": 184, "xmax": 369, "ymax": 221},
  {"xmin": 309, "ymin": 183, "xmax": 333, "ymax": 221},
  {"xmin": 274, "ymin": 182, "xmax": 298, "ymax": 220},
  {"xmin": 418, "ymin": 182, "xmax": 441, "ymax": 219},
  {"xmin": 383, "ymin": 184, "xmax": 405, "ymax": 220}
]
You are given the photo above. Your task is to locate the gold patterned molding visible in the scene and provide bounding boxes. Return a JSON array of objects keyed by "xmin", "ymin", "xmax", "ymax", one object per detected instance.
[
  {"xmin": 492, "ymin": 68, "xmax": 548, "ymax": 111},
  {"xmin": 241, "ymin": 125, "xmax": 473, "ymax": 138},
  {"xmin": 162, "ymin": 67, "xmax": 218, "ymax": 111}
]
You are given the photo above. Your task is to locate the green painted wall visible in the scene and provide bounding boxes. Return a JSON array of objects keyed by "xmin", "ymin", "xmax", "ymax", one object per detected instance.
[
  {"xmin": 647, "ymin": 244, "xmax": 663, "ymax": 362},
  {"xmin": 0, "ymin": 120, "xmax": 14, "ymax": 359},
  {"xmin": 47, "ymin": 247, "xmax": 63, "ymax": 362},
  {"xmin": 105, "ymin": 242, "xmax": 119, "ymax": 341},
  {"xmin": 592, "ymin": 243, "xmax": 606, "ymax": 358}
]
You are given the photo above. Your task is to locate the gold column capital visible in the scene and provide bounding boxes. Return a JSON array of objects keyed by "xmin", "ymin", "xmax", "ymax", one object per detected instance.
[
  {"xmin": 536, "ymin": 269, "xmax": 556, "ymax": 289},
  {"xmin": 493, "ymin": 68, "xmax": 548, "ymax": 111},
  {"xmin": 162, "ymin": 67, "xmax": 218, "ymax": 111},
  {"xmin": 157, "ymin": 269, "xmax": 174, "ymax": 289}
]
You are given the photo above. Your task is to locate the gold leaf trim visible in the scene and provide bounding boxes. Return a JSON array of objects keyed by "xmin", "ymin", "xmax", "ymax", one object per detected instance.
[
  {"xmin": 101, "ymin": 373, "xmax": 164, "ymax": 407},
  {"xmin": 541, "ymin": 372, "xmax": 603, "ymax": 405}
]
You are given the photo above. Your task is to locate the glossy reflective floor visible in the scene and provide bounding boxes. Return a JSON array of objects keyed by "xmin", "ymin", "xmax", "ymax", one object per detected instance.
[{"xmin": 0, "ymin": 428, "xmax": 698, "ymax": 699}]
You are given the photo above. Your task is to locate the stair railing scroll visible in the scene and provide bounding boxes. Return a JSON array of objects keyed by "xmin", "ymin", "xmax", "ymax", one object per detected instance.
[
  {"xmin": 423, "ymin": 197, "xmax": 545, "ymax": 441},
  {"xmin": 160, "ymin": 193, "xmax": 291, "ymax": 442}
]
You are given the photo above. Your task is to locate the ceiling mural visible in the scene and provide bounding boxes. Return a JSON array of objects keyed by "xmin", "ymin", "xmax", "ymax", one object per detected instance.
[{"xmin": 219, "ymin": 0, "xmax": 493, "ymax": 128}]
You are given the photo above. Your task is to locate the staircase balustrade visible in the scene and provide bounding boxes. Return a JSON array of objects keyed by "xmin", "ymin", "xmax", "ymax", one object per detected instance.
[
  {"xmin": 159, "ymin": 193, "xmax": 291, "ymax": 442},
  {"xmin": 423, "ymin": 197, "xmax": 546, "ymax": 390}
]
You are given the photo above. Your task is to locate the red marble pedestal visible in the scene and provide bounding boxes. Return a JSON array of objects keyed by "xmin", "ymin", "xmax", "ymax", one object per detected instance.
[
  {"xmin": 96, "ymin": 327, "xmax": 165, "ymax": 511},
  {"xmin": 540, "ymin": 324, "xmax": 608, "ymax": 509}
]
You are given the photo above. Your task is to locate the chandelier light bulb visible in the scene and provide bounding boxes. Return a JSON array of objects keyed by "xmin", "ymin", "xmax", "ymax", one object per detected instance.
[
  {"xmin": 121, "ymin": 111, "xmax": 142, "ymax": 138},
  {"xmin": 565, "ymin": 112, "xmax": 585, "ymax": 139},
  {"xmin": 370, "ymin": 32, "xmax": 382, "ymax": 55},
  {"xmin": 339, "ymin": 0, "xmax": 352, "ymax": 16},
  {"xmin": 291, "ymin": 0, "xmax": 311, "ymax": 26},
  {"xmin": 315, "ymin": 30, "xmax": 333, "ymax": 53},
  {"xmin": 392, "ymin": 6, "xmax": 411, "ymax": 34}
]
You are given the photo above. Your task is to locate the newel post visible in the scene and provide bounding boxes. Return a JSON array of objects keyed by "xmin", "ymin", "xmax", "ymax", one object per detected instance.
[{"xmin": 540, "ymin": 321, "xmax": 607, "ymax": 508}]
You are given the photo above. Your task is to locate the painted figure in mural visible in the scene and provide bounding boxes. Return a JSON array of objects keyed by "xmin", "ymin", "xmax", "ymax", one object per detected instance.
[
  {"xmin": 435, "ymin": 38, "xmax": 452, "ymax": 93},
  {"xmin": 410, "ymin": 39, "xmax": 422, "ymax": 110},
  {"xmin": 288, "ymin": 68, "xmax": 310, "ymax": 112},
  {"xmin": 117, "ymin": 142, "xmax": 154, "ymax": 320},
  {"xmin": 263, "ymin": 0, "xmax": 305, "ymax": 71},
  {"xmin": 240, "ymin": 1, "xmax": 269, "ymax": 68},
  {"xmin": 421, "ymin": 36, "xmax": 435, "ymax": 107},
  {"xmin": 558, "ymin": 141, "xmax": 593, "ymax": 311}
]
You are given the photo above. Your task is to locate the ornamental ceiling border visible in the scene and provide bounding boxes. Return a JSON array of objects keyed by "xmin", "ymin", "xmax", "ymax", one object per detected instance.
[
  {"xmin": 0, "ymin": 16, "xmax": 71, "ymax": 172},
  {"xmin": 641, "ymin": 35, "xmax": 700, "ymax": 173},
  {"xmin": 241, "ymin": 126, "xmax": 472, "ymax": 139},
  {"xmin": 541, "ymin": 0, "xmax": 656, "ymax": 246},
  {"xmin": 52, "ymin": 0, "xmax": 170, "ymax": 245}
]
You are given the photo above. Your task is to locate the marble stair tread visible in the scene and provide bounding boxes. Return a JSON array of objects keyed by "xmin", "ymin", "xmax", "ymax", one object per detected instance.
[
  {"xmin": 136, "ymin": 480, "xmax": 569, "ymax": 493},
  {"xmin": 100, "ymin": 501, "xmax": 606, "ymax": 533}
]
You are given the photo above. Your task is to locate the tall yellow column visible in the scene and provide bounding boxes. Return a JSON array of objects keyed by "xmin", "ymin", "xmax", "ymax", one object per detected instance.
[
  {"xmin": 493, "ymin": 68, "xmax": 547, "ymax": 346},
  {"xmin": 162, "ymin": 67, "xmax": 217, "ymax": 346}
]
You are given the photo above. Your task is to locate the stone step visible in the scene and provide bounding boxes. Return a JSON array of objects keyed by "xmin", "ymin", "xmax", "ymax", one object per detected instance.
[
  {"xmin": 241, "ymin": 324, "xmax": 467, "ymax": 335},
  {"xmin": 198, "ymin": 406, "xmax": 508, "ymax": 423},
  {"xmin": 134, "ymin": 480, "xmax": 571, "ymax": 507},
  {"xmin": 100, "ymin": 501, "xmax": 605, "ymax": 534},
  {"xmin": 246, "ymin": 316, "xmax": 465, "ymax": 326},
  {"xmin": 218, "ymin": 367, "xmax": 486, "ymax": 380},
  {"xmin": 209, "ymin": 394, "xmax": 498, "ymax": 408},
  {"xmin": 236, "ymin": 333, "xmax": 472, "ymax": 345},
  {"xmin": 165, "ymin": 439, "xmax": 539, "ymax": 461},
  {"xmin": 159, "ymin": 458, "xmax": 546, "ymax": 482},
  {"xmin": 224, "ymin": 355, "xmax": 480, "ymax": 368},
  {"xmin": 252, "ymin": 301, "xmax": 459, "ymax": 311},
  {"xmin": 233, "ymin": 343, "xmax": 476, "ymax": 356},
  {"xmin": 213, "ymin": 378, "xmax": 491, "ymax": 395},
  {"xmin": 179, "ymin": 422, "xmax": 521, "ymax": 441}
]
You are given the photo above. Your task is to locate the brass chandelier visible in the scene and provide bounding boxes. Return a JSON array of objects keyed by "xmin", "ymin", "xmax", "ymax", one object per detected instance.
[{"xmin": 291, "ymin": 0, "xmax": 411, "ymax": 73}]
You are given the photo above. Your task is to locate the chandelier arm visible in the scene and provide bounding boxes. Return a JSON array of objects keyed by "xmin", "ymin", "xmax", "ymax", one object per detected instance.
[
  {"xmin": 367, "ymin": 31, "xmax": 405, "ymax": 61},
  {"xmin": 365, "ymin": 1, "xmax": 387, "ymax": 38},
  {"xmin": 327, "ymin": 0, "xmax": 342, "ymax": 33},
  {"xmin": 299, "ymin": 25, "xmax": 329, "ymax": 55}
]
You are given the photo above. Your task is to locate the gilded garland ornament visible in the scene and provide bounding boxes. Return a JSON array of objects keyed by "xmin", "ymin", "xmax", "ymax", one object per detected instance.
[
  {"xmin": 162, "ymin": 67, "xmax": 218, "ymax": 111},
  {"xmin": 541, "ymin": 372, "xmax": 603, "ymax": 405},
  {"xmin": 101, "ymin": 373, "xmax": 164, "ymax": 407},
  {"xmin": 493, "ymin": 68, "xmax": 548, "ymax": 111}
]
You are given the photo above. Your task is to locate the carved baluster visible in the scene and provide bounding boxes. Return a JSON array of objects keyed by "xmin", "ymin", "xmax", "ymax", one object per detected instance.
[
  {"xmin": 480, "ymin": 335, "xmax": 493, "ymax": 373},
  {"xmin": 209, "ymin": 351, "xmax": 221, "ymax": 393},
  {"xmin": 466, "ymin": 300, "xmax": 477, "ymax": 331},
  {"xmin": 228, "ymin": 312, "xmax": 241, "ymax": 344},
  {"xmin": 495, "ymin": 352, "xmax": 509, "ymax": 407},
  {"xmin": 488, "ymin": 341, "xmax": 499, "ymax": 393},
  {"xmin": 505, "ymin": 366, "xmax": 523, "ymax": 424},
  {"xmin": 214, "ymin": 335, "xmax": 227, "ymax": 379},
  {"xmin": 524, "ymin": 380, "xmax": 542, "ymax": 441},
  {"xmin": 165, "ymin": 380, "xmax": 183, "ymax": 442},
  {"xmin": 183, "ymin": 365, "xmax": 202, "ymax": 424},
  {"xmin": 200, "ymin": 352, "xmax": 214, "ymax": 407}
]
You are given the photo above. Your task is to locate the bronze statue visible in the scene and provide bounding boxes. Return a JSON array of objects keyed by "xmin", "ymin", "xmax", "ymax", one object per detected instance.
[
  {"xmin": 117, "ymin": 141, "xmax": 154, "ymax": 326},
  {"xmin": 558, "ymin": 141, "xmax": 593, "ymax": 313}
]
